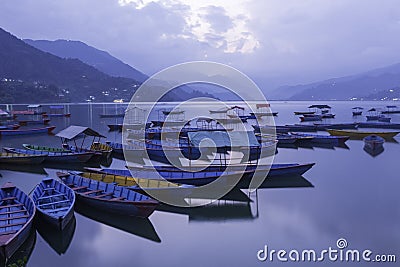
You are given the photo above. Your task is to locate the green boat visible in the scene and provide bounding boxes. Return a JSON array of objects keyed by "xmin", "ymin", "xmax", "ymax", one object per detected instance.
[{"xmin": 23, "ymin": 144, "xmax": 71, "ymax": 153}]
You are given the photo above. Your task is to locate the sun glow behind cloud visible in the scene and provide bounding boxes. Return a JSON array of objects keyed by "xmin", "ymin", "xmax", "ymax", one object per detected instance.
[{"xmin": 118, "ymin": 0, "xmax": 259, "ymax": 54}]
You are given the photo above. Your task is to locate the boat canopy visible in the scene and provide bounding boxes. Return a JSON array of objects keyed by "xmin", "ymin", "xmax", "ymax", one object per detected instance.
[
  {"xmin": 56, "ymin": 125, "xmax": 105, "ymax": 140},
  {"xmin": 230, "ymin": 105, "xmax": 245, "ymax": 110},
  {"xmin": 50, "ymin": 105, "xmax": 64, "ymax": 109},
  {"xmin": 368, "ymin": 108, "xmax": 377, "ymax": 112},
  {"xmin": 187, "ymin": 131, "xmax": 259, "ymax": 148},
  {"xmin": 308, "ymin": 105, "xmax": 331, "ymax": 109},
  {"xmin": 352, "ymin": 107, "xmax": 364, "ymax": 109},
  {"xmin": 0, "ymin": 109, "xmax": 9, "ymax": 116}
]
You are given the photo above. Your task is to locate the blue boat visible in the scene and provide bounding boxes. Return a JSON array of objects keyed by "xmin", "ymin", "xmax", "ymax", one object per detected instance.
[
  {"xmin": 2, "ymin": 147, "xmax": 94, "ymax": 163},
  {"xmin": 87, "ymin": 163, "xmax": 315, "ymax": 187},
  {"xmin": 363, "ymin": 135, "xmax": 385, "ymax": 151},
  {"xmin": 32, "ymin": 179, "xmax": 75, "ymax": 230},
  {"xmin": 0, "ymin": 182, "xmax": 36, "ymax": 260},
  {"xmin": 57, "ymin": 173, "xmax": 158, "ymax": 218},
  {"xmin": 0, "ymin": 126, "xmax": 55, "ymax": 137},
  {"xmin": 289, "ymin": 132, "xmax": 350, "ymax": 145}
]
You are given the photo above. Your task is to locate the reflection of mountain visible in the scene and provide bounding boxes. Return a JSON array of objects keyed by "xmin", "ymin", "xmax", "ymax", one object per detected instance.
[
  {"xmin": 0, "ymin": 229, "xmax": 36, "ymax": 267},
  {"xmin": 36, "ymin": 216, "xmax": 76, "ymax": 255},
  {"xmin": 75, "ymin": 204, "xmax": 161, "ymax": 243}
]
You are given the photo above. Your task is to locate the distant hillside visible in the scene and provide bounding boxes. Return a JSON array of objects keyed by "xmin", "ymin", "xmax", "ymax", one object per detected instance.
[
  {"xmin": 272, "ymin": 63, "xmax": 400, "ymax": 100},
  {"xmin": 0, "ymin": 28, "xmax": 212, "ymax": 103},
  {"xmin": 24, "ymin": 39, "xmax": 148, "ymax": 82}
]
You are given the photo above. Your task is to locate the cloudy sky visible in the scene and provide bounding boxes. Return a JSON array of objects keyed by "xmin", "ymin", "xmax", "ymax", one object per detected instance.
[{"xmin": 1, "ymin": 0, "xmax": 400, "ymax": 91}]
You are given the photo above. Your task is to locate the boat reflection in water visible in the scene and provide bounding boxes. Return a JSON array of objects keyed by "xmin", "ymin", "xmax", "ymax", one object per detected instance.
[
  {"xmin": 75, "ymin": 204, "xmax": 161, "ymax": 243},
  {"xmin": 158, "ymin": 174, "xmax": 313, "ymax": 222},
  {"xmin": 35, "ymin": 216, "xmax": 76, "ymax": 255},
  {"xmin": 0, "ymin": 229, "xmax": 36, "ymax": 267},
  {"xmin": 363, "ymin": 145, "xmax": 385, "ymax": 157}
]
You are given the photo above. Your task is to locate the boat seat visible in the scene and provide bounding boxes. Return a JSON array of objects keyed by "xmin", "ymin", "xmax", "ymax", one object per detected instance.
[
  {"xmin": 0, "ymin": 230, "xmax": 17, "ymax": 236},
  {"xmin": 81, "ymin": 190, "xmax": 103, "ymax": 195},
  {"xmin": 94, "ymin": 192, "xmax": 114, "ymax": 198},
  {"xmin": 43, "ymin": 187, "xmax": 55, "ymax": 191},
  {"xmin": 0, "ymin": 221, "xmax": 27, "ymax": 228},
  {"xmin": 0, "ymin": 214, "xmax": 29, "ymax": 221},
  {"xmin": 72, "ymin": 186, "xmax": 87, "ymax": 191},
  {"xmin": 48, "ymin": 206, "xmax": 70, "ymax": 213},
  {"xmin": 38, "ymin": 200, "xmax": 70, "ymax": 207},
  {"xmin": 110, "ymin": 197, "xmax": 126, "ymax": 201},
  {"xmin": 0, "ymin": 209, "xmax": 27, "ymax": 216},
  {"xmin": 0, "ymin": 197, "xmax": 17, "ymax": 202},
  {"xmin": 38, "ymin": 193, "xmax": 65, "ymax": 200},
  {"xmin": 0, "ymin": 203, "xmax": 24, "ymax": 209}
]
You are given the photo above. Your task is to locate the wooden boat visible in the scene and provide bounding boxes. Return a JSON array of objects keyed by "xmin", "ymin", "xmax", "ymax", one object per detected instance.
[
  {"xmin": 255, "ymin": 133, "xmax": 297, "ymax": 144},
  {"xmin": 74, "ymin": 172, "xmax": 194, "ymax": 200},
  {"xmin": 321, "ymin": 113, "xmax": 335, "ymax": 119},
  {"xmin": 89, "ymin": 163, "xmax": 315, "ymax": 186},
  {"xmin": 0, "ymin": 126, "xmax": 55, "ymax": 136},
  {"xmin": 358, "ymin": 122, "xmax": 400, "ymax": 130},
  {"xmin": 0, "ymin": 152, "xmax": 47, "ymax": 164},
  {"xmin": 0, "ymin": 124, "xmax": 20, "ymax": 130},
  {"xmin": 17, "ymin": 119, "xmax": 50, "ymax": 125},
  {"xmin": 294, "ymin": 111, "xmax": 315, "ymax": 115},
  {"xmin": 313, "ymin": 123, "xmax": 358, "ymax": 130},
  {"xmin": 68, "ymin": 142, "xmax": 113, "ymax": 159},
  {"xmin": 0, "ymin": 183, "xmax": 36, "ymax": 259},
  {"xmin": 363, "ymin": 135, "xmax": 385, "ymax": 151},
  {"xmin": 299, "ymin": 115, "xmax": 322, "ymax": 122},
  {"xmin": 209, "ymin": 108, "xmax": 230, "ymax": 114},
  {"xmin": 150, "ymin": 120, "xmax": 188, "ymax": 127},
  {"xmin": 366, "ymin": 108, "xmax": 380, "ymax": 121},
  {"xmin": 290, "ymin": 132, "xmax": 349, "ymax": 145},
  {"xmin": 32, "ymin": 179, "xmax": 75, "ymax": 230},
  {"xmin": 326, "ymin": 129, "xmax": 400, "ymax": 140},
  {"xmin": 47, "ymin": 105, "xmax": 71, "ymax": 117},
  {"xmin": 3, "ymin": 147, "xmax": 94, "ymax": 163},
  {"xmin": 377, "ymin": 115, "xmax": 391, "ymax": 123},
  {"xmin": 352, "ymin": 107, "xmax": 363, "ymax": 116},
  {"xmin": 381, "ymin": 105, "xmax": 400, "ymax": 114},
  {"xmin": 57, "ymin": 172, "xmax": 158, "ymax": 218},
  {"xmin": 250, "ymin": 112, "xmax": 278, "ymax": 117},
  {"xmin": 23, "ymin": 144, "xmax": 71, "ymax": 152},
  {"xmin": 1, "ymin": 228, "xmax": 36, "ymax": 266}
]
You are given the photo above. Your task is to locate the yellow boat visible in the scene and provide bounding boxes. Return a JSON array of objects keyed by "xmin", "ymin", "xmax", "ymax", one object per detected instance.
[
  {"xmin": 326, "ymin": 129, "xmax": 400, "ymax": 140},
  {"xmin": 80, "ymin": 172, "xmax": 188, "ymax": 189}
]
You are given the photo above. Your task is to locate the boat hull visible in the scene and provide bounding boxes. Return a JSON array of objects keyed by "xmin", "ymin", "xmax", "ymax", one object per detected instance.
[
  {"xmin": 327, "ymin": 129, "xmax": 399, "ymax": 140},
  {"xmin": 0, "ymin": 126, "xmax": 55, "ymax": 136}
]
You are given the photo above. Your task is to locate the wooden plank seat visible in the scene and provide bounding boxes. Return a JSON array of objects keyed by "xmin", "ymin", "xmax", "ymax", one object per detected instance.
[
  {"xmin": 0, "ymin": 230, "xmax": 17, "ymax": 236},
  {"xmin": 0, "ymin": 210, "xmax": 27, "ymax": 216},
  {"xmin": 0, "ymin": 215, "xmax": 29, "ymax": 221},
  {"xmin": 94, "ymin": 192, "xmax": 114, "ymax": 198},
  {"xmin": 0, "ymin": 203, "xmax": 24, "ymax": 209},
  {"xmin": 43, "ymin": 187, "xmax": 55, "ymax": 191},
  {"xmin": 0, "ymin": 197, "xmax": 17, "ymax": 202},
  {"xmin": 110, "ymin": 197, "xmax": 126, "ymax": 201},
  {"xmin": 81, "ymin": 190, "xmax": 103, "ymax": 195},
  {"xmin": 47, "ymin": 206, "xmax": 70, "ymax": 213},
  {"xmin": 0, "ymin": 221, "xmax": 27, "ymax": 228},
  {"xmin": 38, "ymin": 199, "xmax": 70, "ymax": 208},
  {"xmin": 38, "ymin": 193, "xmax": 65, "ymax": 200},
  {"xmin": 72, "ymin": 186, "xmax": 87, "ymax": 191}
]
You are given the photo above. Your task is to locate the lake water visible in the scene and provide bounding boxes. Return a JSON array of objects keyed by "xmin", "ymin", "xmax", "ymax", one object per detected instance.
[{"xmin": 0, "ymin": 101, "xmax": 399, "ymax": 266}]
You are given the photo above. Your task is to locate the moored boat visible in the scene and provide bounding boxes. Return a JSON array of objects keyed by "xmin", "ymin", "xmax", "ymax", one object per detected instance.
[
  {"xmin": 57, "ymin": 172, "xmax": 158, "ymax": 218},
  {"xmin": 0, "ymin": 183, "xmax": 36, "ymax": 259},
  {"xmin": 0, "ymin": 152, "xmax": 47, "ymax": 164},
  {"xmin": 363, "ymin": 135, "xmax": 385, "ymax": 151},
  {"xmin": 0, "ymin": 126, "xmax": 55, "ymax": 136},
  {"xmin": 352, "ymin": 107, "xmax": 363, "ymax": 116},
  {"xmin": 326, "ymin": 129, "xmax": 399, "ymax": 140},
  {"xmin": 32, "ymin": 178, "xmax": 75, "ymax": 230},
  {"xmin": 2, "ymin": 147, "xmax": 94, "ymax": 163},
  {"xmin": 290, "ymin": 132, "xmax": 349, "ymax": 145}
]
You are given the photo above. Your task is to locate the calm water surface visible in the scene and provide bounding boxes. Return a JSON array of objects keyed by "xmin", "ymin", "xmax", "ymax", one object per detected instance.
[{"xmin": 0, "ymin": 101, "xmax": 399, "ymax": 267}]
